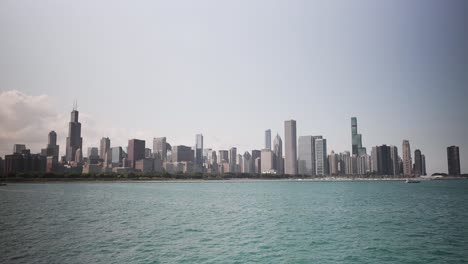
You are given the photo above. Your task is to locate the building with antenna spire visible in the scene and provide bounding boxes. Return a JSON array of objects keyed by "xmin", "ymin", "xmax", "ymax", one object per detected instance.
[{"xmin": 65, "ymin": 102, "xmax": 83, "ymax": 162}]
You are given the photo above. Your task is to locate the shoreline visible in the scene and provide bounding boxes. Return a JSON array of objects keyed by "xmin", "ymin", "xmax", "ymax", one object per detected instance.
[{"xmin": 2, "ymin": 176, "xmax": 467, "ymax": 184}]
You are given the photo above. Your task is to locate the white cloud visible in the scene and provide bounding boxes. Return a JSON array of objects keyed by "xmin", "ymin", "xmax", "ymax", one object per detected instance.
[
  {"xmin": 0, "ymin": 90, "xmax": 157, "ymax": 158},
  {"xmin": 0, "ymin": 90, "xmax": 66, "ymax": 156}
]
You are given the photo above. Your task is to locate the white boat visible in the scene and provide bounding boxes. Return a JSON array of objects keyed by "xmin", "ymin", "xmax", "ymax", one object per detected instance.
[{"xmin": 405, "ymin": 179, "xmax": 420, "ymax": 183}]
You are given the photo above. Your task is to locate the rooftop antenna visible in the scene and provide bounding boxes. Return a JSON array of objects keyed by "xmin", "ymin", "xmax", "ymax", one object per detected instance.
[{"xmin": 73, "ymin": 99, "xmax": 78, "ymax": 111}]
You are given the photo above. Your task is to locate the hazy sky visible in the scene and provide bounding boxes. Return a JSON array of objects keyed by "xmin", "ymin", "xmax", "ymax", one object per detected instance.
[{"xmin": 1, "ymin": 0, "xmax": 467, "ymax": 174}]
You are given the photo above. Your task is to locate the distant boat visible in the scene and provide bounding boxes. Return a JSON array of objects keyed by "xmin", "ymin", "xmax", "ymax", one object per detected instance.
[
  {"xmin": 405, "ymin": 179, "xmax": 420, "ymax": 183},
  {"xmin": 0, "ymin": 183, "xmax": 6, "ymax": 186}
]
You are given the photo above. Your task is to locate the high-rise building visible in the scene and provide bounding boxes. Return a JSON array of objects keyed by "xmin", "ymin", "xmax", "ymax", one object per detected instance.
[
  {"xmin": 357, "ymin": 155, "xmax": 368, "ymax": 175},
  {"xmin": 447, "ymin": 146, "xmax": 461, "ymax": 176},
  {"xmin": 100, "ymin": 137, "xmax": 110, "ymax": 160},
  {"xmin": 261, "ymin": 149, "xmax": 275, "ymax": 173},
  {"xmin": 172, "ymin": 145, "xmax": 194, "ymax": 162},
  {"xmin": 421, "ymin": 154, "xmax": 427, "ymax": 176},
  {"xmin": 328, "ymin": 151, "xmax": 338, "ymax": 175},
  {"xmin": 273, "ymin": 134, "xmax": 283, "ymax": 174},
  {"xmin": 111, "ymin": 146, "xmax": 124, "ymax": 166},
  {"xmin": 370, "ymin": 146, "xmax": 378, "ymax": 173},
  {"xmin": 265, "ymin": 129, "xmax": 271, "ymax": 150},
  {"xmin": 315, "ymin": 138, "xmax": 327, "ymax": 176},
  {"xmin": 237, "ymin": 154, "xmax": 243, "ymax": 172},
  {"xmin": 65, "ymin": 106, "xmax": 83, "ymax": 162},
  {"xmin": 195, "ymin": 134, "xmax": 204, "ymax": 169},
  {"xmin": 389, "ymin": 146, "xmax": 399, "ymax": 176},
  {"xmin": 284, "ymin": 120, "xmax": 297, "ymax": 175},
  {"xmin": 48, "ymin": 131, "xmax": 57, "ymax": 146},
  {"xmin": 376, "ymin": 145, "xmax": 392, "ymax": 175},
  {"xmin": 75, "ymin": 148, "xmax": 83, "ymax": 164},
  {"xmin": 251, "ymin": 150, "xmax": 261, "ymax": 173},
  {"xmin": 41, "ymin": 131, "xmax": 60, "ymax": 163},
  {"xmin": 298, "ymin": 136, "xmax": 314, "ymax": 175},
  {"xmin": 153, "ymin": 137, "xmax": 167, "ymax": 161},
  {"xmin": 229, "ymin": 147, "xmax": 237, "ymax": 172},
  {"xmin": 127, "ymin": 139, "xmax": 145, "ymax": 168},
  {"xmin": 13, "ymin": 144, "xmax": 26, "ymax": 154},
  {"xmin": 242, "ymin": 151, "xmax": 251, "ymax": 173},
  {"xmin": 351, "ymin": 117, "xmax": 366, "ymax": 156},
  {"xmin": 145, "ymin": 148, "xmax": 152, "ymax": 159},
  {"xmin": 402, "ymin": 140, "xmax": 412, "ymax": 176},
  {"xmin": 218, "ymin": 150, "xmax": 229, "ymax": 163},
  {"xmin": 414, "ymin": 149, "xmax": 423, "ymax": 176},
  {"xmin": 87, "ymin": 147, "xmax": 99, "ymax": 159}
]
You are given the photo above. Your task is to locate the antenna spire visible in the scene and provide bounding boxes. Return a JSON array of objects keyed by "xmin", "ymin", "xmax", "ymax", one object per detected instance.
[{"xmin": 73, "ymin": 99, "xmax": 78, "ymax": 111}]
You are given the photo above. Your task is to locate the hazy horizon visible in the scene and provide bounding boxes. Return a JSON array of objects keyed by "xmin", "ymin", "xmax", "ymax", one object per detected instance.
[{"xmin": 1, "ymin": 0, "xmax": 467, "ymax": 174}]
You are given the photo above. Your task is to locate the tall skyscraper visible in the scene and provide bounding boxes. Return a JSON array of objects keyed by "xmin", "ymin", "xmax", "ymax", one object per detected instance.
[
  {"xmin": 413, "ymin": 149, "xmax": 423, "ymax": 176},
  {"xmin": 370, "ymin": 146, "xmax": 378, "ymax": 173},
  {"xmin": 65, "ymin": 106, "xmax": 83, "ymax": 162},
  {"xmin": 284, "ymin": 120, "xmax": 297, "ymax": 175},
  {"xmin": 328, "ymin": 151, "xmax": 338, "ymax": 175},
  {"xmin": 261, "ymin": 149, "xmax": 275, "ymax": 173},
  {"xmin": 41, "ymin": 131, "xmax": 59, "ymax": 162},
  {"xmin": 229, "ymin": 147, "xmax": 237, "ymax": 172},
  {"xmin": 389, "ymin": 146, "xmax": 399, "ymax": 176},
  {"xmin": 298, "ymin": 136, "xmax": 314, "ymax": 175},
  {"xmin": 402, "ymin": 140, "xmax": 412, "ymax": 176},
  {"xmin": 251, "ymin": 150, "xmax": 261, "ymax": 173},
  {"xmin": 265, "ymin": 129, "xmax": 271, "ymax": 150},
  {"xmin": 421, "ymin": 154, "xmax": 427, "ymax": 176},
  {"xmin": 48, "ymin": 131, "xmax": 57, "ymax": 146},
  {"xmin": 351, "ymin": 117, "xmax": 366, "ymax": 156},
  {"xmin": 376, "ymin": 145, "xmax": 392, "ymax": 175},
  {"xmin": 111, "ymin": 146, "xmax": 124, "ymax": 166},
  {"xmin": 127, "ymin": 139, "xmax": 145, "ymax": 168},
  {"xmin": 195, "ymin": 134, "xmax": 204, "ymax": 168},
  {"xmin": 100, "ymin": 137, "xmax": 110, "ymax": 160},
  {"xmin": 273, "ymin": 134, "xmax": 283, "ymax": 174},
  {"xmin": 447, "ymin": 146, "xmax": 461, "ymax": 176},
  {"xmin": 242, "ymin": 151, "xmax": 251, "ymax": 173},
  {"xmin": 153, "ymin": 137, "xmax": 167, "ymax": 161},
  {"xmin": 218, "ymin": 150, "xmax": 229, "ymax": 163},
  {"xmin": 315, "ymin": 138, "xmax": 327, "ymax": 176}
]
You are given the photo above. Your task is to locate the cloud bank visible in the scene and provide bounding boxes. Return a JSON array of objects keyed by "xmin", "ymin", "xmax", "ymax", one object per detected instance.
[{"xmin": 0, "ymin": 90, "xmax": 152, "ymax": 157}]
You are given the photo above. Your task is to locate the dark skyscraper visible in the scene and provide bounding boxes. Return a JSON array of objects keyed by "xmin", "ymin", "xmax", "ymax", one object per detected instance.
[
  {"xmin": 447, "ymin": 146, "xmax": 461, "ymax": 176},
  {"xmin": 65, "ymin": 105, "xmax": 83, "ymax": 162},
  {"xmin": 376, "ymin": 145, "xmax": 392, "ymax": 175},
  {"xmin": 195, "ymin": 134, "xmax": 203, "ymax": 168},
  {"xmin": 100, "ymin": 137, "xmax": 111, "ymax": 160},
  {"xmin": 414, "ymin": 149, "xmax": 423, "ymax": 176},
  {"xmin": 351, "ymin": 117, "xmax": 366, "ymax": 156},
  {"xmin": 42, "ymin": 131, "xmax": 59, "ymax": 163},
  {"xmin": 127, "ymin": 139, "xmax": 145, "ymax": 168}
]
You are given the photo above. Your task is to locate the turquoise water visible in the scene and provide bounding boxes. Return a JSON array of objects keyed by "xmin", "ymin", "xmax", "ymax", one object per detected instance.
[{"xmin": 1, "ymin": 180, "xmax": 468, "ymax": 263}]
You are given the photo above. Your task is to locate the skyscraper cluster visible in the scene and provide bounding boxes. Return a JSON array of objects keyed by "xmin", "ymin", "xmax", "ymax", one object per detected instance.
[{"xmin": 0, "ymin": 107, "xmax": 464, "ymax": 178}]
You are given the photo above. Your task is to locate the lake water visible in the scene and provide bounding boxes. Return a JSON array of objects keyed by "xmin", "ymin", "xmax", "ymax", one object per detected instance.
[{"xmin": 1, "ymin": 180, "xmax": 468, "ymax": 263}]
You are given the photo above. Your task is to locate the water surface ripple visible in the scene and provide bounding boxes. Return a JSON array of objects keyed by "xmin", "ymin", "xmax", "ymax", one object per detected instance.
[{"xmin": 1, "ymin": 180, "xmax": 467, "ymax": 263}]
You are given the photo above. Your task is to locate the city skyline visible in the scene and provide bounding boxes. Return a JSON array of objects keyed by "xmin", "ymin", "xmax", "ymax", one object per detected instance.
[
  {"xmin": 1, "ymin": 1, "xmax": 467, "ymax": 174},
  {"xmin": 0, "ymin": 94, "xmax": 466, "ymax": 175}
]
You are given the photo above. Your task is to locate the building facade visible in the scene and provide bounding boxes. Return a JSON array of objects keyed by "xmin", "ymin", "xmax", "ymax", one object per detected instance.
[
  {"xmin": 402, "ymin": 140, "xmax": 412, "ymax": 176},
  {"xmin": 128, "ymin": 139, "xmax": 145, "ymax": 168},
  {"xmin": 65, "ymin": 108, "xmax": 83, "ymax": 162},
  {"xmin": 284, "ymin": 120, "xmax": 297, "ymax": 175},
  {"xmin": 315, "ymin": 138, "xmax": 327, "ymax": 176},
  {"xmin": 447, "ymin": 146, "xmax": 461, "ymax": 176}
]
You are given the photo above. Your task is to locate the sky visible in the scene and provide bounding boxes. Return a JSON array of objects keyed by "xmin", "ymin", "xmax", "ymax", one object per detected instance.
[{"xmin": 0, "ymin": 0, "xmax": 467, "ymax": 174}]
